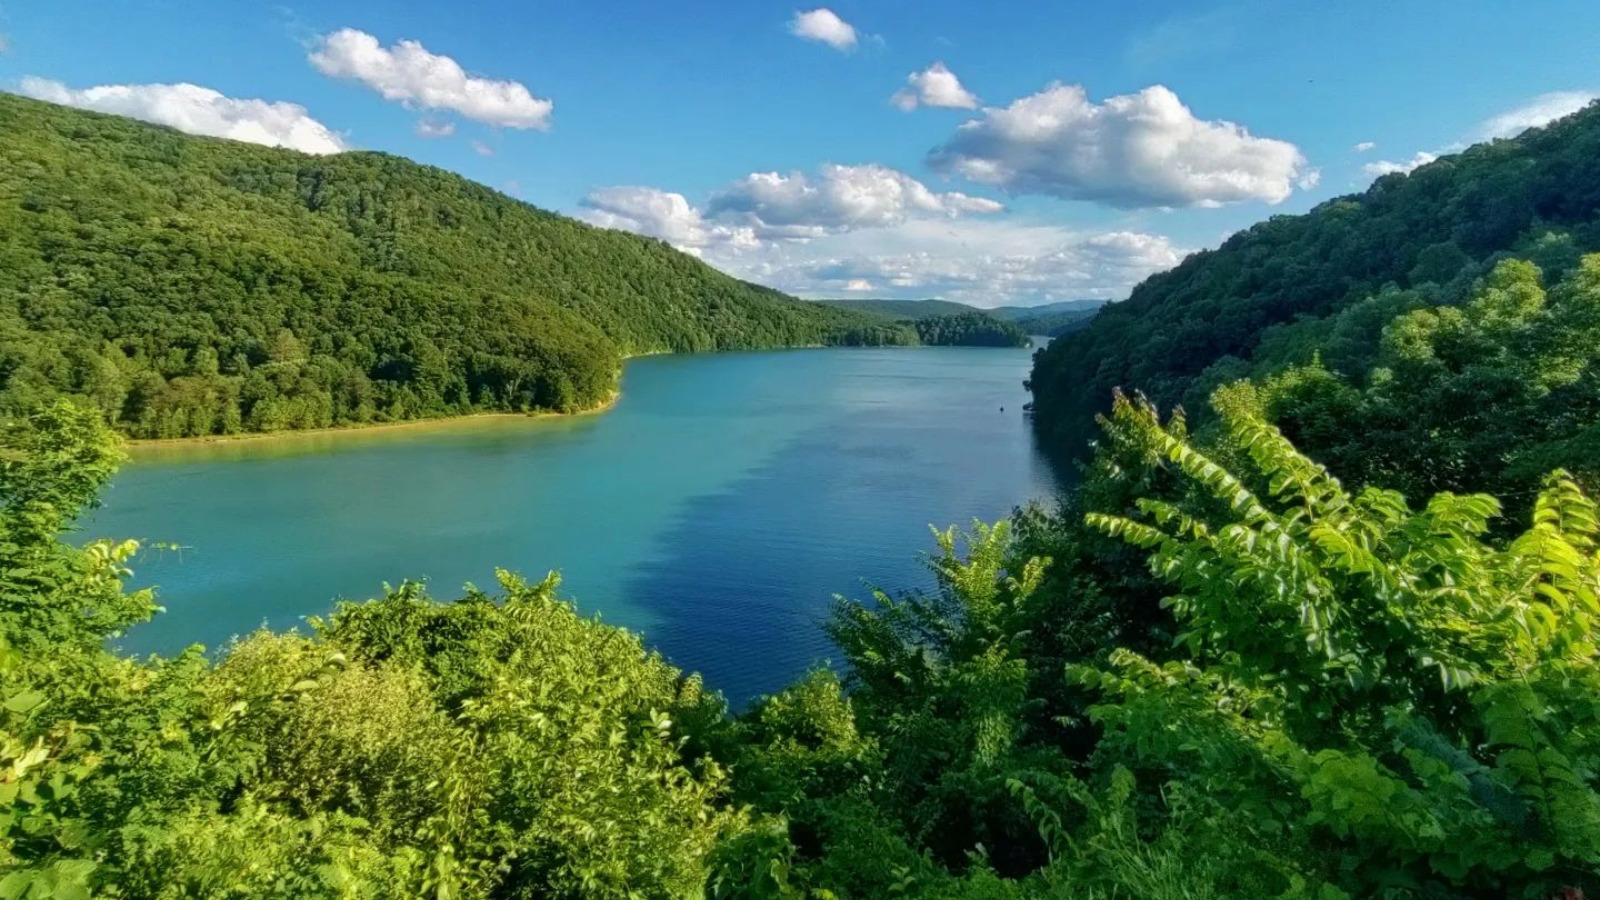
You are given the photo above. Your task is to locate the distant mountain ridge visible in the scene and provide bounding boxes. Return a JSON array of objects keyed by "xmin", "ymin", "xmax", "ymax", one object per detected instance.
[{"xmin": 988, "ymin": 299, "xmax": 1109, "ymax": 322}]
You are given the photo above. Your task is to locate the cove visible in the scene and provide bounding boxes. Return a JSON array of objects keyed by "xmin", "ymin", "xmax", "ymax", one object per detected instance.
[{"xmin": 84, "ymin": 345, "xmax": 1063, "ymax": 705}]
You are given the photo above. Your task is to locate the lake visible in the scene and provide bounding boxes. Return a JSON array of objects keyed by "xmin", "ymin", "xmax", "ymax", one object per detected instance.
[{"xmin": 84, "ymin": 345, "xmax": 1064, "ymax": 706}]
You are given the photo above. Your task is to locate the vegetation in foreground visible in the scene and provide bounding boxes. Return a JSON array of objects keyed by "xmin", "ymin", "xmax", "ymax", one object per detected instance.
[{"xmin": 6, "ymin": 335, "xmax": 1600, "ymax": 897}]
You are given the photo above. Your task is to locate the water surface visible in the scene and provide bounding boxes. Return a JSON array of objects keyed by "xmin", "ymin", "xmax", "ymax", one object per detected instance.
[{"xmin": 86, "ymin": 346, "xmax": 1062, "ymax": 704}]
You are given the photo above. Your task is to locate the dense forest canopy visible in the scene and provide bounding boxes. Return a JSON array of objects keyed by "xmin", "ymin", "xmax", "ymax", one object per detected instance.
[
  {"xmin": 1029, "ymin": 100, "xmax": 1600, "ymax": 455},
  {"xmin": 811, "ymin": 300, "xmax": 1035, "ymax": 347},
  {"xmin": 0, "ymin": 93, "xmax": 911, "ymax": 440},
  {"xmin": 912, "ymin": 312, "xmax": 1032, "ymax": 348}
]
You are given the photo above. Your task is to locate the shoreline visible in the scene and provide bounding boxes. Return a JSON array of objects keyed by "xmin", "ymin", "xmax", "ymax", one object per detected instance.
[
  {"xmin": 121, "ymin": 340, "xmax": 1025, "ymax": 452},
  {"xmin": 127, "ymin": 390, "xmax": 621, "ymax": 451}
]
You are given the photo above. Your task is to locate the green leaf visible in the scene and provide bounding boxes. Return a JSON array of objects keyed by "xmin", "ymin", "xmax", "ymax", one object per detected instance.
[{"xmin": 3, "ymin": 690, "xmax": 46, "ymax": 713}]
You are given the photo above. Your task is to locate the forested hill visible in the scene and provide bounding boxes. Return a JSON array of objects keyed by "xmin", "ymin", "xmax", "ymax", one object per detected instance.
[
  {"xmin": 1029, "ymin": 99, "xmax": 1600, "ymax": 454},
  {"xmin": 988, "ymin": 298, "xmax": 1107, "ymax": 323},
  {"xmin": 911, "ymin": 311, "xmax": 1032, "ymax": 347},
  {"xmin": 0, "ymin": 93, "xmax": 906, "ymax": 439}
]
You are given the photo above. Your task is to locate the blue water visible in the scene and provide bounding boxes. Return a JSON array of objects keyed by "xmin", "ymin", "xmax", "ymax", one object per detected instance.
[{"xmin": 84, "ymin": 346, "xmax": 1062, "ymax": 705}]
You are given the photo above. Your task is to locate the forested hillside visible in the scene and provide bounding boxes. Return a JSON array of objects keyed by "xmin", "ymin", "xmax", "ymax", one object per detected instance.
[
  {"xmin": 810, "ymin": 300, "xmax": 1035, "ymax": 345},
  {"xmin": 991, "ymin": 298, "xmax": 1106, "ymax": 336},
  {"xmin": 1005, "ymin": 307, "xmax": 1100, "ymax": 337},
  {"xmin": 0, "ymin": 93, "xmax": 905, "ymax": 439},
  {"xmin": 912, "ymin": 311, "xmax": 1031, "ymax": 347},
  {"xmin": 1029, "ymin": 100, "xmax": 1600, "ymax": 454}
]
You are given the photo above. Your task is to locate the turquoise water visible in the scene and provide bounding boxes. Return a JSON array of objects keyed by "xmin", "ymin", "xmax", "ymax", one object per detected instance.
[{"xmin": 84, "ymin": 345, "xmax": 1063, "ymax": 705}]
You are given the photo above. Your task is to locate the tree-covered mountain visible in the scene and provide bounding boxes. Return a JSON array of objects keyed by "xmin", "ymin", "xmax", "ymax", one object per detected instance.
[
  {"xmin": 1007, "ymin": 307, "xmax": 1100, "ymax": 337},
  {"xmin": 0, "ymin": 92, "xmax": 908, "ymax": 439},
  {"xmin": 1029, "ymin": 100, "xmax": 1600, "ymax": 455},
  {"xmin": 811, "ymin": 299, "xmax": 1044, "ymax": 345},
  {"xmin": 988, "ymin": 298, "xmax": 1107, "ymax": 322},
  {"xmin": 912, "ymin": 311, "xmax": 1031, "ymax": 347}
]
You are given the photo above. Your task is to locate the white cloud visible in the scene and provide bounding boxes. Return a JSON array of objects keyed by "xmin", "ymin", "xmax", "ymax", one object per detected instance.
[
  {"xmin": 1353, "ymin": 141, "xmax": 1376, "ymax": 153},
  {"xmin": 926, "ymin": 82, "xmax": 1310, "ymax": 209},
  {"xmin": 414, "ymin": 118, "xmax": 455, "ymax": 138},
  {"xmin": 0, "ymin": 34, "xmax": 10, "ymax": 54},
  {"xmin": 705, "ymin": 163, "xmax": 1003, "ymax": 240},
  {"xmin": 579, "ymin": 186, "xmax": 760, "ymax": 257},
  {"xmin": 1476, "ymin": 90, "xmax": 1596, "ymax": 140},
  {"xmin": 584, "ymin": 186, "xmax": 1183, "ymax": 304},
  {"xmin": 18, "ymin": 77, "xmax": 347, "ymax": 154},
  {"xmin": 789, "ymin": 8, "xmax": 857, "ymax": 50},
  {"xmin": 576, "ymin": 166, "xmax": 1188, "ymax": 306},
  {"xmin": 739, "ymin": 220, "xmax": 1187, "ymax": 306},
  {"xmin": 1362, "ymin": 151, "xmax": 1437, "ymax": 178},
  {"xmin": 310, "ymin": 28, "xmax": 552, "ymax": 129},
  {"xmin": 581, "ymin": 164, "xmax": 1002, "ymax": 258},
  {"xmin": 470, "ymin": 139, "xmax": 494, "ymax": 157},
  {"xmin": 892, "ymin": 62, "xmax": 978, "ymax": 111}
]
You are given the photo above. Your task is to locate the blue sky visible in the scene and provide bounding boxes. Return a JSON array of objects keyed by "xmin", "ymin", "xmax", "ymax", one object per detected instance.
[{"xmin": 3, "ymin": 0, "xmax": 1598, "ymax": 307}]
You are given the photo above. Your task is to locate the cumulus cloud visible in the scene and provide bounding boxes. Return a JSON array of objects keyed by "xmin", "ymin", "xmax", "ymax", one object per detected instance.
[
  {"xmin": 706, "ymin": 163, "xmax": 1003, "ymax": 240},
  {"xmin": 582, "ymin": 165, "xmax": 1000, "ymax": 255},
  {"xmin": 579, "ymin": 186, "xmax": 760, "ymax": 257},
  {"xmin": 892, "ymin": 62, "xmax": 978, "ymax": 111},
  {"xmin": 1476, "ymin": 90, "xmax": 1596, "ymax": 140},
  {"xmin": 581, "ymin": 180, "xmax": 1185, "ymax": 305},
  {"xmin": 470, "ymin": 139, "xmax": 494, "ymax": 156},
  {"xmin": 19, "ymin": 77, "xmax": 347, "ymax": 154},
  {"xmin": 414, "ymin": 118, "xmax": 455, "ymax": 138},
  {"xmin": 1353, "ymin": 141, "xmax": 1376, "ymax": 153},
  {"xmin": 789, "ymin": 8, "xmax": 857, "ymax": 50},
  {"xmin": 926, "ymin": 82, "xmax": 1311, "ymax": 208},
  {"xmin": 747, "ymin": 221, "xmax": 1186, "ymax": 305},
  {"xmin": 310, "ymin": 28, "xmax": 552, "ymax": 129},
  {"xmin": 1362, "ymin": 151, "xmax": 1437, "ymax": 178}
]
